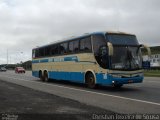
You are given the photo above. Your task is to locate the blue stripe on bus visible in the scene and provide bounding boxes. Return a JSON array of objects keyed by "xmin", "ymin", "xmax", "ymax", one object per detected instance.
[
  {"xmin": 64, "ymin": 56, "xmax": 78, "ymax": 62},
  {"xmin": 32, "ymin": 71, "xmax": 39, "ymax": 77},
  {"xmin": 32, "ymin": 71, "xmax": 143, "ymax": 85},
  {"xmin": 40, "ymin": 59, "xmax": 49, "ymax": 63},
  {"xmin": 32, "ymin": 71, "xmax": 84, "ymax": 83},
  {"xmin": 48, "ymin": 71, "xmax": 84, "ymax": 83},
  {"xmin": 32, "ymin": 56, "xmax": 78, "ymax": 64},
  {"xmin": 32, "ymin": 60, "xmax": 39, "ymax": 63}
]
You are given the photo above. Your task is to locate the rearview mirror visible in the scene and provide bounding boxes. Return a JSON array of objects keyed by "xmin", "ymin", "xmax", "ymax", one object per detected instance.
[
  {"xmin": 140, "ymin": 44, "xmax": 151, "ymax": 57},
  {"xmin": 107, "ymin": 42, "xmax": 113, "ymax": 56}
]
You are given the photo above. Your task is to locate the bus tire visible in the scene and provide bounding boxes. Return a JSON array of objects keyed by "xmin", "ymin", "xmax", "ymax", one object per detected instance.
[
  {"xmin": 39, "ymin": 71, "xmax": 44, "ymax": 81},
  {"xmin": 85, "ymin": 72, "xmax": 96, "ymax": 89},
  {"xmin": 44, "ymin": 71, "xmax": 49, "ymax": 82},
  {"xmin": 113, "ymin": 84, "xmax": 123, "ymax": 88}
]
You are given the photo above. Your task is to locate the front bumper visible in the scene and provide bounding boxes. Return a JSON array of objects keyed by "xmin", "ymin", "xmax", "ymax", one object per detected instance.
[{"xmin": 96, "ymin": 73, "xmax": 144, "ymax": 86}]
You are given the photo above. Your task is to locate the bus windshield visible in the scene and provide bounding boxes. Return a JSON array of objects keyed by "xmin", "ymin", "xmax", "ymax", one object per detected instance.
[
  {"xmin": 106, "ymin": 34, "xmax": 142, "ymax": 70},
  {"xmin": 107, "ymin": 34, "xmax": 139, "ymax": 45},
  {"xmin": 111, "ymin": 46, "xmax": 142, "ymax": 70}
]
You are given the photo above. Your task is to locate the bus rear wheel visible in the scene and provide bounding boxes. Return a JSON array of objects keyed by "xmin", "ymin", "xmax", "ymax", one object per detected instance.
[
  {"xmin": 39, "ymin": 71, "xmax": 44, "ymax": 81},
  {"xmin": 44, "ymin": 71, "xmax": 49, "ymax": 82},
  {"xmin": 86, "ymin": 73, "xmax": 96, "ymax": 89}
]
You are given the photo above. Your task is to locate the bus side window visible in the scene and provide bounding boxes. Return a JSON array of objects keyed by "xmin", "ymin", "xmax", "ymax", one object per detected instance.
[
  {"xmin": 59, "ymin": 45, "xmax": 65, "ymax": 54},
  {"xmin": 39, "ymin": 48, "xmax": 45, "ymax": 57},
  {"xmin": 92, "ymin": 34, "xmax": 108, "ymax": 69},
  {"xmin": 32, "ymin": 49, "xmax": 36, "ymax": 58},
  {"xmin": 34, "ymin": 49, "xmax": 39, "ymax": 58},
  {"xmin": 80, "ymin": 37, "xmax": 92, "ymax": 52},
  {"xmin": 60, "ymin": 42, "xmax": 68, "ymax": 54},
  {"xmin": 51, "ymin": 44, "xmax": 59, "ymax": 55},
  {"xmin": 69, "ymin": 40, "xmax": 79, "ymax": 53},
  {"xmin": 45, "ymin": 46, "xmax": 51, "ymax": 56},
  {"xmin": 92, "ymin": 34, "xmax": 106, "ymax": 55},
  {"xmin": 73, "ymin": 40, "xmax": 79, "ymax": 53},
  {"xmin": 69, "ymin": 41, "xmax": 74, "ymax": 53},
  {"xmin": 51, "ymin": 46, "xmax": 55, "ymax": 55}
]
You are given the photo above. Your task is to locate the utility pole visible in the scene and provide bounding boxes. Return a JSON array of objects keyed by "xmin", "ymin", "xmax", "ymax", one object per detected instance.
[{"xmin": 7, "ymin": 49, "xmax": 8, "ymax": 66}]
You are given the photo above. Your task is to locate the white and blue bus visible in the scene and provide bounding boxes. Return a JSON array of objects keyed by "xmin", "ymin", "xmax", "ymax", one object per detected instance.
[{"xmin": 32, "ymin": 31, "xmax": 151, "ymax": 88}]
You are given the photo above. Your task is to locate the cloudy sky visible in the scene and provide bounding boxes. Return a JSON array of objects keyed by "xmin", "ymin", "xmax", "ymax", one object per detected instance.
[{"xmin": 0, "ymin": 0, "xmax": 160, "ymax": 64}]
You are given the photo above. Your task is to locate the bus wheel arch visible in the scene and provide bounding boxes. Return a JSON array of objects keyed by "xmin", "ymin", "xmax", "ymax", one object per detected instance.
[{"xmin": 85, "ymin": 70, "xmax": 96, "ymax": 88}]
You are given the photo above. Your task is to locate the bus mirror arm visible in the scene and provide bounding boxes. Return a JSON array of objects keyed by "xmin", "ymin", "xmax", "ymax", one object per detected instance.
[
  {"xmin": 140, "ymin": 44, "xmax": 151, "ymax": 69},
  {"xmin": 107, "ymin": 42, "xmax": 113, "ymax": 56}
]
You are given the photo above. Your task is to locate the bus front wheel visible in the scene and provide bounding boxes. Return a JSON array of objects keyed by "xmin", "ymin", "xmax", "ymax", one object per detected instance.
[
  {"xmin": 113, "ymin": 84, "xmax": 123, "ymax": 88},
  {"xmin": 86, "ymin": 73, "xmax": 96, "ymax": 89}
]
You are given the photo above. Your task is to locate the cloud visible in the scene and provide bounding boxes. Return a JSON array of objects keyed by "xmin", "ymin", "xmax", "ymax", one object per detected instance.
[{"xmin": 0, "ymin": 0, "xmax": 160, "ymax": 64}]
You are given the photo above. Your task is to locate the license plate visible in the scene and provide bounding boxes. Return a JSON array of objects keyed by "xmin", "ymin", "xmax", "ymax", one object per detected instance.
[{"xmin": 128, "ymin": 80, "xmax": 133, "ymax": 83}]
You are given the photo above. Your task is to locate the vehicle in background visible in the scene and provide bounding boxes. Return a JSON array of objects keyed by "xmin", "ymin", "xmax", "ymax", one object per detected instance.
[
  {"xmin": 32, "ymin": 31, "xmax": 151, "ymax": 88},
  {"xmin": 0, "ymin": 67, "xmax": 7, "ymax": 72},
  {"xmin": 15, "ymin": 67, "xmax": 25, "ymax": 73}
]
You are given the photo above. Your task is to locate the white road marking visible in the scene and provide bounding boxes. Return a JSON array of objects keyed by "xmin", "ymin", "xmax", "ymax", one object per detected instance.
[
  {"xmin": 1, "ymin": 75, "xmax": 160, "ymax": 106},
  {"xmin": 144, "ymin": 81, "xmax": 160, "ymax": 83}
]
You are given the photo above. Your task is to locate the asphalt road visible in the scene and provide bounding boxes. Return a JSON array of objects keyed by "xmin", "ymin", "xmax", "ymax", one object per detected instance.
[
  {"xmin": 0, "ymin": 70, "xmax": 160, "ymax": 115},
  {"xmin": 0, "ymin": 79, "xmax": 114, "ymax": 120}
]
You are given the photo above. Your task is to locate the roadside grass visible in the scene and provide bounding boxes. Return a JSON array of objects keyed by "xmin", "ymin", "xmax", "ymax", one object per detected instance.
[{"xmin": 144, "ymin": 70, "xmax": 160, "ymax": 77}]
